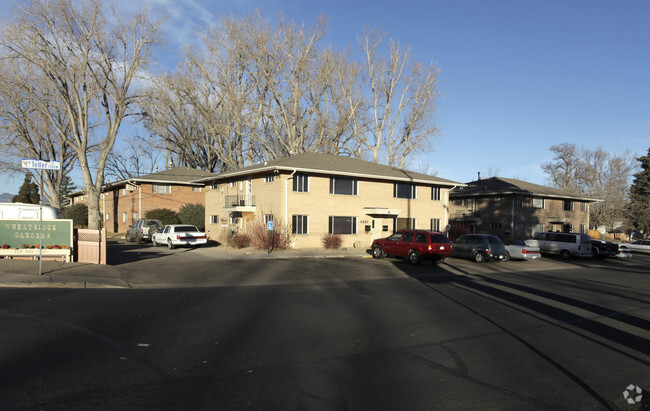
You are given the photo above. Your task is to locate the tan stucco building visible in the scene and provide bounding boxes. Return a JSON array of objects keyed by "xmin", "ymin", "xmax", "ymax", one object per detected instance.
[{"xmin": 197, "ymin": 153, "xmax": 464, "ymax": 248}]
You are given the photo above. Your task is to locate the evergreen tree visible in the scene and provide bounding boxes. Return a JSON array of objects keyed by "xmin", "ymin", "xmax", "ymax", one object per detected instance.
[
  {"xmin": 627, "ymin": 148, "xmax": 650, "ymax": 235},
  {"xmin": 59, "ymin": 176, "xmax": 78, "ymax": 206},
  {"xmin": 12, "ymin": 174, "xmax": 40, "ymax": 204}
]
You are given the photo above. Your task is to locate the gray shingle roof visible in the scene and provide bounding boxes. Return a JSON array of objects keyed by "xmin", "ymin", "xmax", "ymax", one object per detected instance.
[
  {"xmin": 104, "ymin": 167, "xmax": 214, "ymax": 188},
  {"xmin": 450, "ymin": 177, "xmax": 601, "ymax": 202},
  {"xmin": 194, "ymin": 152, "xmax": 463, "ymax": 186}
]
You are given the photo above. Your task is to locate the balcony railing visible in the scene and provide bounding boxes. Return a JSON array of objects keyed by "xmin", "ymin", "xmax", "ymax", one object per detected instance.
[
  {"xmin": 454, "ymin": 210, "xmax": 480, "ymax": 220},
  {"xmin": 225, "ymin": 195, "xmax": 255, "ymax": 207}
]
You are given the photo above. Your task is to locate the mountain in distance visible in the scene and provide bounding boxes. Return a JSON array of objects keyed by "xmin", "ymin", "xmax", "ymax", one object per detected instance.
[{"xmin": 0, "ymin": 193, "xmax": 14, "ymax": 202}]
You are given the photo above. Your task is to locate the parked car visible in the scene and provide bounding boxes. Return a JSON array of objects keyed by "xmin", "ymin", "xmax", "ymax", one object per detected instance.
[
  {"xmin": 371, "ymin": 230, "xmax": 452, "ymax": 264},
  {"xmin": 451, "ymin": 234, "xmax": 507, "ymax": 263},
  {"xmin": 590, "ymin": 239, "xmax": 619, "ymax": 258},
  {"xmin": 618, "ymin": 239, "xmax": 650, "ymax": 254},
  {"xmin": 503, "ymin": 239, "xmax": 541, "ymax": 261},
  {"xmin": 615, "ymin": 245, "xmax": 632, "ymax": 258},
  {"xmin": 126, "ymin": 219, "xmax": 163, "ymax": 243},
  {"xmin": 152, "ymin": 224, "xmax": 207, "ymax": 249},
  {"xmin": 524, "ymin": 232, "xmax": 592, "ymax": 259}
]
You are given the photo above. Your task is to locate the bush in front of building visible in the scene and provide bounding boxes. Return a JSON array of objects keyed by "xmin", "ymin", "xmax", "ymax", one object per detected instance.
[
  {"xmin": 247, "ymin": 219, "xmax": 293, "ymax": 250},
  {"xmin": 230, "ymin": 233, "xmax": 251, "ymax": 248},
  {"xmin": 145, "ymin": 208, "xmax": 180, "ymax": 225},
  {"xmin": 178, "ymin": 203, "xmax": 205, "ymax": 231},
  {"xmin": 63, "ymin": 203, "xmax": 88, "ymax": 228},
  {"xmin": 322, "ymin": 234, "xmax": 342, "ymax": 249}
]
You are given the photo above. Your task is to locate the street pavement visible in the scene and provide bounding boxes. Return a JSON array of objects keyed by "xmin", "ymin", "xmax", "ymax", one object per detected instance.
[{"xmin": 0, "ymin": 240, "xmax": 372, "ymax": 289}]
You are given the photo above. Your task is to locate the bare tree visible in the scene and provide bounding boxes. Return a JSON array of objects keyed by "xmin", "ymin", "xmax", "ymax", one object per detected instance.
[
  {"xmin": 359, "ymin": 27, "xmax": 440, "ymax": 168},
  {"xmin": 541, "ymin": 143, "xmax": 582, "ymax": 193},
  {"xmin": 0, "ymin": 0, "xmax": 164, "ymax": 228},
  {"xmin": 105, "ymin": 134, "xmax": 162, "ymax": 180},
  {"xmin": 0, "ymin": 61, "xmax": 76, "ymax": 208}
]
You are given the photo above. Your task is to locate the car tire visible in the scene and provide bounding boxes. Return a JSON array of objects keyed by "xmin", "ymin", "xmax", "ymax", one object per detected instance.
[
  {"xmin": 125, "ymin": 232, "xmax": 132, "ymax": 242},
  {"xmin": 167, "ymin": 239, "xmax": 175, "ymax": 249},
  {"xmin": 473, "ymin": 252, "xmax": 485, "ymax": 263},
  {"xmin": 408, "ymin": 250, "xmax": 421, "ymax": 265},
  {"xmin": 372, "ymin": 245, "xmax": 384, "ymax": 259},
  {"xmin": 560, "ymin": 250, "xmax": 571, "ymax": 259},
  {"xmin": 504, "ymin": 251, "xmax": 511, "ymax": 261},
  {"xmin": 152, "ymin": 238, "xmax": 158, "ymax": 247}
]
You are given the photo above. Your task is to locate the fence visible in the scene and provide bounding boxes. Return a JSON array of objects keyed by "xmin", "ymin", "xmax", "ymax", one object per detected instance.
[{"xmin": 75, "ymin": 228, "xmax": 107, "ymax": 264}]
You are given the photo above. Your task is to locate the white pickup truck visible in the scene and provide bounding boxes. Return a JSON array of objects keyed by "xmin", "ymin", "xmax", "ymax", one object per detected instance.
[{"xmin": 152, "ymin": 224, "xmax": 207, "ymax": 249}]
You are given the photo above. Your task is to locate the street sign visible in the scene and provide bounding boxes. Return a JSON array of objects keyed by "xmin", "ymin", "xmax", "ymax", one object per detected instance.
[
  {"xmin": 21, "ymin": 159, "xmax": 61, "ymax": 170},
  {"xmin": 266, "ymin": 221, "xmax": 274, "ymax": 231}
]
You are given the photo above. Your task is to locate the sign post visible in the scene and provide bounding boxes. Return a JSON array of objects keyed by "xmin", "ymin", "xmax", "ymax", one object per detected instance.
[
  {"xmin": 21, "ymin": 159, "xmax": 61, "ymax": 275},
  {"xmin": 266, "ymin": 220, "xmax": 273, "ymax": 254}
]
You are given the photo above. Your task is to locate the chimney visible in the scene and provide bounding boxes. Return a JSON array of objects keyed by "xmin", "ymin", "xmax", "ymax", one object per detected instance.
[{"xmin": 478, "ymin": 171, "xmax": 481, "ymax": 180}]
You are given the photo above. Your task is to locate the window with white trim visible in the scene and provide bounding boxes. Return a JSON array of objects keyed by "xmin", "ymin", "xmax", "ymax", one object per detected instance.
[
  {"xmin": 192, "ymin": 186, "xmax": 202, "ymax": 192},
  {"xmin": 293, "ymin": 174, "xmax": 309, "ymax": 192},
  {"xmin": 329, "ymin": 216, "xmax": 357, "ymax": 234},
  {"xmin": 122, "ymin": 212, "xmax": 127, "ymax": 223},
  {"xmin": 432, "ymin": 186, "xmax": 441, "ymax": 201},
  {"xmin": 330, "ymin": 177, "xmax": 358, "ymax": 195},
  {"xmin": 563, "ymin": 200, "xmax": 573, "ymax": 211},
  {"xmin": 133, "ymin": 212, "xmax": 138, "ymax": 220},
  {"xmin": 396, "ymin": 218, "xmax": 416, "ymax": 230},
  {"xmin": 431, "ymin": 218, "xmax": 441, "ymax": 231},
  {"xmin": 292, "ymin": 215, "xmax": 308, "ymax": 234},
  {"xmin": 532, "ymin": 198, "xmax": 545, "ymax": 209},
  {"xmin": 153, "ymin": 184, "xmax": 171, "ymax": 194},
  {"xmin": 265, "ymin": 174, "xmax": 274, "ymax": 183},
  {"xmin": 210, "ymin": 215, "xmax": 219, "ymax": 224},
  {"xmin": 394, "ymin": 183, "xmax": 416, "ymax": 199},
  {"xmin": 264, "ymin": 214, "xmax": 274, "ymax": 224}
]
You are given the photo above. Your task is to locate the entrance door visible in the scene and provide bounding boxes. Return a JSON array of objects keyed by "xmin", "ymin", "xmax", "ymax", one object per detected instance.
[{"xmin": 370, "ymin": 218, "xmax": 383, "ymax": 241}]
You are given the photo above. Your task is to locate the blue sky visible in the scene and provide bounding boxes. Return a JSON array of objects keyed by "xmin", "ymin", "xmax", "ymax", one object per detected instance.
[{"xmin": 2, "ymin": 0, "xmax": 649, "ymax": 194}]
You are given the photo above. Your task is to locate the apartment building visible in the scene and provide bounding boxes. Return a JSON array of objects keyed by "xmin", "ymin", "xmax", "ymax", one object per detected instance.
[
  {"xmin": 197, "ymin": 153, "xmax": 464, "ymax": 248},
  {"xmin": 448, "ymin": 177, "xmax": 600, "ymax": 240}
]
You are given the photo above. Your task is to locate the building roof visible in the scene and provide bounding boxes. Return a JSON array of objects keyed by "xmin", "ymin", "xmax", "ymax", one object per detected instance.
[
  {"xmin": 104, "ymin": 167, "xmax": 213, "ymax": 188},
  {"xmin": 194, "ymin": 152, "xmax": 463, "ymax": 187},
  {"xmin": 449, "ymin": 177, "xmax": 601, "ymax": 202}
]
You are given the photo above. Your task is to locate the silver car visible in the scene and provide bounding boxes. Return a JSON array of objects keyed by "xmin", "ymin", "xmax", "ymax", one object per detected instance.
[{"xmin": 503, "ymin": 239, "xmax": 541, "ymax": 261}]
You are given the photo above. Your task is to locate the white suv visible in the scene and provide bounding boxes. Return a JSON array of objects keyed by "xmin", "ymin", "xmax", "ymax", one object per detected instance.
[{"xmin": 126, "ymin": 219, "xmax": 163, "ymax": 243}]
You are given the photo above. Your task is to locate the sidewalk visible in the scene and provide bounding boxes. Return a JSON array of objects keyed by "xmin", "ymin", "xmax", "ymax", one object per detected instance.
[{"xmin": 0, "ymin": 245, "xmax": 372, "ymax": 289}]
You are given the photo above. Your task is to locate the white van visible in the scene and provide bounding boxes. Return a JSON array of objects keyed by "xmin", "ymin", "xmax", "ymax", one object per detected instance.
[
  {"xmin": 0, "ymin": 202, "xmax": 64, "ymax": 219},
  {"xmin": 525, "ymin": 232, "xmax": 592, "ymax": 259}
]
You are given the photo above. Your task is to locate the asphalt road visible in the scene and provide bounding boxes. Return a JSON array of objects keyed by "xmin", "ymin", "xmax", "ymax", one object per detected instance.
[{"xmin": 0, "ymin": 246, "xmax": 648, "ymax": 410}]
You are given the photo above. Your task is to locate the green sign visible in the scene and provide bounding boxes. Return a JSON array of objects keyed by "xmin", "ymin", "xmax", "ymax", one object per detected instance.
[{"xmin": 0, "ymin": 219, "xmax": 73, "ymax": 249}]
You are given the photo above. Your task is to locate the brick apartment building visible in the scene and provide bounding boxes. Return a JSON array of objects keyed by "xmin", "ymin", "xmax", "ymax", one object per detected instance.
[
  {"xmin": 196, "ymin": 152, "xmax": 464, "ymax": 249},
  {"xmin": 448, "ymin": 177, "xmax": 600, "ymax": 240},
  {"xmin": 69, "ymin": 167, "xmax": 213, "ymax": 233}
]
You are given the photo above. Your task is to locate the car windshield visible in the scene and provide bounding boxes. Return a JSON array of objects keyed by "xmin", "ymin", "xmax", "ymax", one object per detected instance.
[
  {"xmin": 176, "ymin": 226, "xmax": 198, "ymax": 232},
  {"xmin": 487, "ymin": 235, "xmax": 503, "ymax": 244},
  {"xmin": 429, "ymin": 234, "xmax": 450, "ymax": 243}
]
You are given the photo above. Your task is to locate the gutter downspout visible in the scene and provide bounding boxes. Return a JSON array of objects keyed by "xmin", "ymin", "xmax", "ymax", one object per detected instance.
[
  {"xmin": 285, "ymin": 169, "xmax": 297, "ymax": 233},
  {"xmin": 446, "ymin": 185, "xmax": 458, "ymax": 232}
]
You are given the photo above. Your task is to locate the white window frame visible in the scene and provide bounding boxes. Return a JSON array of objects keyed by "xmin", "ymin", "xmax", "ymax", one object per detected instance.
[
  {"xmin": 292, "ymin": 215, "xmax": 309, "ymax": 234},
  {"xmin": 532, "ymin": 198, "xmax": 545, "ymax": 209},
  {"xmin": 431, "ymin": 218, "xmax": 441, "ymax": 231},
  {"xmin": 432, "ymin": 186, "xmax": 441, "ymax": 201},
  {"xmin": 153, "ymin": 184, "xmax": 171, "ymax": 194},
  {"xmin": 394, "ymin": 183, "xmax": 416, "ymax": 199},
  {"xmin": 210, "ymin": 215, "xmax": 219, "ymax": 224},
  {"xmin": 329, "ymin": 216, "xmax": 358, "ymax": 235},
  {"xmin": 293, "ymin": 174, "xmax": 309, "ymax": 192}
]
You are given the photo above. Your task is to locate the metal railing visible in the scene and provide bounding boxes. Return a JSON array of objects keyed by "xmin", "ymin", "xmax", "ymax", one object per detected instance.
[
  {"xmin": 225, "ymin": 195, "xmax": 256, "ymax": 207},
  {"xmin": 454, "ymin": 210, "xmax": 480, "ymax": 220}
]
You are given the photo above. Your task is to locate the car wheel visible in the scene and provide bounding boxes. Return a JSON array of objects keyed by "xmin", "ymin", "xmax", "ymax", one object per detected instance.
[
  {"xmin": 504, "ymin": 251, "xmax": 511, "ymax": 261},
  {"xmin": 167, "ymin": 239, "xmax": 175, "ymax": 249},
  {"xmin": 560, "ymin": 250, "xmax": 571, "ymax": 259},
  {"xmin": 152, "ymin": 238, "xmax": 158, "ymax": 247},
  {"xmin": 372, "ymin": 245, "xmax": 384, "ymax": 259},
  {"xmin": 473, "ymin": 252, "xmax": 485, "ymax": 263},
  {"xmin": 408, "ymin": 250, "xmax": 421, "ymax": 265}
]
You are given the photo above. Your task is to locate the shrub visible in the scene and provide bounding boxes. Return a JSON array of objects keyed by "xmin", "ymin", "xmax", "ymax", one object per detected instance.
[
  {"xmin": 246, "ymin": 219, "xmax": 294, "ymax": 250},
  {"xmin": 178, "ymin": 203, "xmax": 205, "ymax": 231},
  {"xmin": 230, "ymin": 233, "xmax": 251, "ymax": 248},
  {"xmin": 63, "ymin": 203, "xmax": 88, "ymax": 228},
  {"xmin": 322, "ymin": 234, "xmax": 342, "ymax": 249},
  {"xmin": 145, "ymin": 208, "xmax": 179, "ymax": 225}
]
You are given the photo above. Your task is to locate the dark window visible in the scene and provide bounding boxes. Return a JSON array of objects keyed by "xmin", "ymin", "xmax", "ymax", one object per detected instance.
[
  {"xmin": 430, "ymin": 234, "xmax": 450, "ymax": 243},
  {"xmin": 415, "ymin": 233, "xmax": 428, "ymax": 243},
  {"xmin": 329, "ymin": 216, "xmax": 357, "ymax": 234},
  {"xmin": 387, "ymin": 233, "xmax": 402, "ymax": 241},
  {"xmin": 293, "ymin": 174, "xmax": 309, "ymax": 192},
  {"xmin": 487, "ymin": 235, "xmax": 503, "ymax": 245},
  {"xmin": 292, "ymin": 215, "xmax": 308, "ymax": 234},
  {"xmin": 402, "ymin": 231, "xmax": 414, "ymax": 242},
  {"xmin": 330, "ymin": 177, "xmax": 358, "ymax": 195},
  {"xmin": 563, "ymin": 200, "xmax": 573, "ymax": 211},
  {"xmin": 265, "ymin": 174, "xmax": 274, "ymax": 183},
  {"xmin": 394, "ymin": 183, "xmax": 416, "ymax": 199}
]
